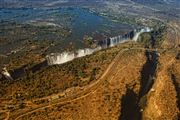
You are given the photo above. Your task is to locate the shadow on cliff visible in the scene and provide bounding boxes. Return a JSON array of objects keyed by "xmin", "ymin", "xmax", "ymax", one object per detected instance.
[{"xmin": 119, "ymin": 88, "xmax": 141, "ymax": 120}]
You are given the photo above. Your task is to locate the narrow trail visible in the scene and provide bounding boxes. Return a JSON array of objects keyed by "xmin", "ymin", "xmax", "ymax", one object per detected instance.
[
  {"xmin": 13, "ymin": 48, "xmax": 154, "ymax": 120},
  {"xmin": 13, "ymin": 48, "xmax": 129, "ymax": 120},
  {"xmin": 5, "ymin": 111, "xmax": 10, "ymax": 120},
  {"xmin": 0, "ymin": 111, "xmax": 10, "ymax": 120}
]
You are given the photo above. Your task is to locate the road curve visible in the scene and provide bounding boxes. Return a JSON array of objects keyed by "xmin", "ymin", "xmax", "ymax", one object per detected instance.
[{"xmin": 13, "ymin": 48, "xmax": 150, "ymax": 120}]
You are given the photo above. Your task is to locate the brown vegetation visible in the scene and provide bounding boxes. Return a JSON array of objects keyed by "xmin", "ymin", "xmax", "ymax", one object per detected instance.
[
  {"xmin": 143, "ymin": 50, "xmax": 180, "ymax": 120},
  {"xmin": 14, "ymin": 49, "xmax": 146, "ymax": 120},
  {"xmin": 0, "ymin": 22, "xmax": 180, "ymax": 120}
]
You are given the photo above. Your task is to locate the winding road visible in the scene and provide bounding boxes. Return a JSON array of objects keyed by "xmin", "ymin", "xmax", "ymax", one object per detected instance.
[{"xmin": 13, "ymin": 47, "xmax": 149, "ymax": 120}]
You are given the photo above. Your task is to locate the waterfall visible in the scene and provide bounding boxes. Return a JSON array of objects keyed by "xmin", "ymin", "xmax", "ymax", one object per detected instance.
[
  {"xmin": 46, "ymin": 47, "xmax": 101, "ymax": 65},
  {"xmin": 1, "ymin": 68, "xmax": 13, "ymax": 80},
  {"xmin": 46, "ymin": 27, "xmax": 153, "ymax": 65},
  {"xmin": 47, "ymin": 52, "xmax": 75, "ymax": 65},
  {"xmin": 133, "ymin": 27, "xmax": 152, "ymax": 41},
  {"xmin": 109, "ymin": 35, "xmax": 129, "ymax": 47}
]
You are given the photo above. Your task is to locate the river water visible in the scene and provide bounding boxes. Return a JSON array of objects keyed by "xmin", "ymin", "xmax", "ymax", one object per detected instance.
[{"xmin": 0, "ymin": 7, "xmax": 136, "ymax": 53}]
